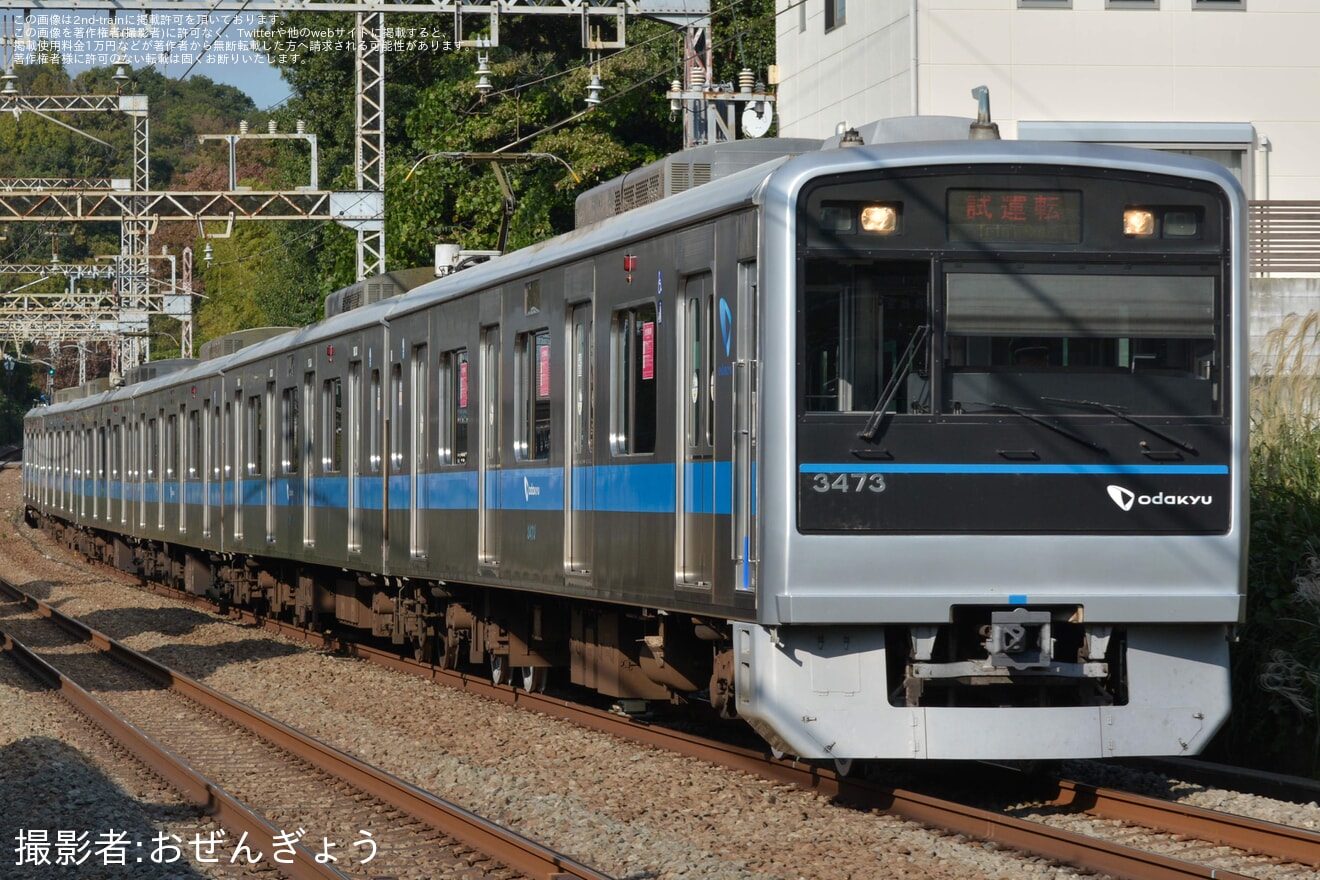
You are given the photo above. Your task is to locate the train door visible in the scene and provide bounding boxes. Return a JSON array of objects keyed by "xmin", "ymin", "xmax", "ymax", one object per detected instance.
[
  {"xmin": 409, "ymin": 344, "xmax": 428, "ymax": 559},
  {"xmin": 385, "ymin": 359, "xmax": 402, "ymax": 561},
  {"xmin": 278, "ymin": 385, "xmax": 293, "ymax": 548},
  {"xmin": 78, "ymin": 426, "xmax": 87, "ymax": 520},
  {"xmin": 347, "ymin": 359, "xmax": 362, "ymax": 554},
  {"xmin": 204, "ymin": 401, "xmax": 214, "ymax": 540},
  {"xmin": 185, "ymin": 405, "xmax": 199, "ymax": 537},
  {"xmin": 176, "ymin": 404, "xmax": 187, "ymax": 535},
  {"xmin": 223, "ymin": 393, "xmax": 233, "ymax": 540},
  {"xmin": 94, "ymin": 424, "xmax": 105, "ymax": 522},
  {"xmin": 732, "ymin": 260, "xmax": 758, "ymax": 593},
  {"xmin": 566, "ymin": 300, "xmax": 593, "ymax": 575},
  {"xmin": 232, "ymin": 390, "xmax": 243, "ymax": 542},
  {"xmin": 478, "ymin": 324, "xmax": 501, "ymax": 567},
  {"xmin": 370, "ymin": 361, "xmax": 387, "ymax": 562},
  {"xmin": 243, "ymin": 390, "xmax": 265, "ymax": 543},
  {"xmin": 115, "ymin": 420, "xmax": 126, "ymax": 527},
  {"xmin": 302, "ymin": 371, "xmax": 315, "ymax": 548},
  {"xmin": 262, "ymin": 382, "xmax": 275, "ymax": 543},
  {"xmin": 677, "ymin": 271, "xmax": 715, "ymax": 589},
  {"xmin": 135, "ymin": 417, "xmax": 146, "ymax": 528},
  {"xmin": 320, "ymin": 374, "xmax": 345, "ymax": 554},
  {"xmin": 151, "ymin": 414, "xmax": 164, "ymax": 531}
]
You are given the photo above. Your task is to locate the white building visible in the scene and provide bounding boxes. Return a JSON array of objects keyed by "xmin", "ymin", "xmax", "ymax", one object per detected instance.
[{"xmin": 774, "ymin": 0, "xmax": 1320, "ymax": 201}]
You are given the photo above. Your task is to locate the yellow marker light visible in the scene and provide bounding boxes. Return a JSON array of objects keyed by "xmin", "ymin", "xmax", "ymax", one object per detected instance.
[
  {"xmin": 860, "ymin": 204, "xmax": 899, "ymax": 234},
  {"xmin": 1124, "ymin": 209, "xmax": 1156, "ymax": 237}
]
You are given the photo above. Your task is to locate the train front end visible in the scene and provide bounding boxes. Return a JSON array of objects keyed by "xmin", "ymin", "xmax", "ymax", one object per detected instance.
[{"xmin": 739, "ymin": 140, "xmax": 1247, "ymax": 761}]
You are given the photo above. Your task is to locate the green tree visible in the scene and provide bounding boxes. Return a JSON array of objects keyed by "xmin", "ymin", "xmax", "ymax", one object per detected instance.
[{"xmin": 252, "ymin": 1, "xmax": 776, "ymax": 307}]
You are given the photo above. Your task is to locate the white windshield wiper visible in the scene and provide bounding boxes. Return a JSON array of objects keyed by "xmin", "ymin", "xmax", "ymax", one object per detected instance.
[
  {"xmin": 1042, "ymin": 396, "xmax": 1196, "ymax": 454},
  {"xmin": 859, "ymin": 324, "xmax": 929, "ymax": 442}
]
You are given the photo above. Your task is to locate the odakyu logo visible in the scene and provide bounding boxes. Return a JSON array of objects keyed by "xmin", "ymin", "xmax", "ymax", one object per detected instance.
[
  {"xmin": 1107, "ymin": 485, "xmax": 1136, "ymax": 511},
  {"xmin": 523, "ymin": 476, "xmax": 541, "ymax": 502},
  {"xmin": 719, "ymin": 297, "xmax": 733, "ymax": 357},
  {"xmin": 1107, "ymin": 484, "xmax": 1212, "ymax": 512}
]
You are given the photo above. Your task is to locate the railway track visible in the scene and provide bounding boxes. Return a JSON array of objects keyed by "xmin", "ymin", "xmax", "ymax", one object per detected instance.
[
  {"xmin": 0, "ymin": 576, "xmax": 615, "ymax": 880},
  {"xmin": 9, "ymin": 521, "xmax": 1320, "ymax": 880},
  {"xmin": 140, "ymin": 580, "xmax": 1320, "ymax": 880}
]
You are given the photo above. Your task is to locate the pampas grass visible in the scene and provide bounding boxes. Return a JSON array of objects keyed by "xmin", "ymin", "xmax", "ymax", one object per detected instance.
[{"xmin": 1242, "ymin": 312, "xmax": 1320, "ymax": 768}]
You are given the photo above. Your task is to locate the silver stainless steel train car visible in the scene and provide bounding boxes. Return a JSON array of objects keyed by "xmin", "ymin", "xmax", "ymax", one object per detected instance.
[{"xmin": 22, "ymin": 117, "xmax": 1248, "ymax": 761}]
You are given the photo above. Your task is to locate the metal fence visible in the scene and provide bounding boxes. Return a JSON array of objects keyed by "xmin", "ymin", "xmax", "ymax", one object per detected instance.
[{"xmin": 1250, "ymin": 201, "xmax": 1320, "ymax": 275}]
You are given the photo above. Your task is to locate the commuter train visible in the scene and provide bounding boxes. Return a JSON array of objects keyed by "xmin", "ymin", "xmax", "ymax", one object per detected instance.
[{"xmin": 22, "ymin": 115, "xmax": 1248, "ymax": 762}]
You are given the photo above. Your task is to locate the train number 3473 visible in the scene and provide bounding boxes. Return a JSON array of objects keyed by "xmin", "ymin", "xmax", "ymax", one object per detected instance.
[{"xmin": 810, "ymin": 473, "xmax": 887, "ymax": 494}]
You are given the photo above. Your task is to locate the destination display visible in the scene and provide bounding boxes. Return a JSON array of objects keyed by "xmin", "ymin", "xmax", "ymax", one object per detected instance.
[{"xmin": 948, "ymin": 189, "xmax": 1083, "ymax": 243}]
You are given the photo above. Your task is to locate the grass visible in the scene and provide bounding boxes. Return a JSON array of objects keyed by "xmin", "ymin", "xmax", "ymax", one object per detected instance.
[{"xmin": 1224, "ymin": 312, "xmax": 1320, "ymax": 773}]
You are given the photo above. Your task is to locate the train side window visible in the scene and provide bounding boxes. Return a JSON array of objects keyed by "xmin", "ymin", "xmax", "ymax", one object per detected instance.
[
  {"xmin": 223, "ymin": 401, "xmax": 232, "ymax": 479},
  {"xmin": 515, "ymin": 329, "xmax": 551, "ymax": 461},
  {"xmin": 410, "ymin": 345, "xmax": 428, "ymax": 472},
  {"xmin": 369, "ymin": 367, "xmax": 382, "ymax": 473},
  {"xmin": 281, "ymin": 387, "xmax": 299, "ymax": 475},
  {"xmin": 389, "ymin": 362, "xmax": 404, "ymax": 472},
  {"xmin": 187, "ymin": 410, "xmax": 201, "ymax": 478},
  {"xmin": 572, "ymin": 314, "xmax": 593, "ymax": 457},
  {"xmin": 146, "ymin": 417, "xmax": 158, "ymax": 479},
  {"xmin": 611, "ymin": 303, "xmax": 657, "ymax": 455},
  {"xmin": 438, "ymin": 348, "xmax": 469, "ymax": 465},
  {"xmin": 165, "ymin": 413, "xmax": 178, "ymax": 479},
  {"xmin": 247, "ymin": 394, "xmax": 263, "ymax": 476},
  {"xmin": 684, "ymin": 290, "xmax": 716, "ymax": 447},
  {"xmin": 302, "ymin": 374, "xmax": 316, "ymax": 475},
  {"xmin": 322, "ymin": 378, "xmax": 342, "ymax": 472},
  {"xmin": 482, "ymin": 327, "xmax": 502, "ymax": 467}
]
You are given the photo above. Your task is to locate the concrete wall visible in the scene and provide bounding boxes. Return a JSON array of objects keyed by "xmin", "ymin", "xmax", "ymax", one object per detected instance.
[
  {"xmin": 1252, "ymin": 279, "xmax": 1320, "ymax": 376},
  {"xmin": 776, "ymin": 0, "xmax": 1320, "ymax": 200}
]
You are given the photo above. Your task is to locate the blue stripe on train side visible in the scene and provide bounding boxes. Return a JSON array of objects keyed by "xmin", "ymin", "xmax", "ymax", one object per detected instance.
[
  {"xmin": 82, "ymin": 461, "xmax": 754, "ymax": 517},
  {"xmin": 799, "ymin": 462, "xmax": 1230, "ymax": 476},
  {"xmin": 592, "ymin": 463, "xmax": 675, "ymax": 513}
]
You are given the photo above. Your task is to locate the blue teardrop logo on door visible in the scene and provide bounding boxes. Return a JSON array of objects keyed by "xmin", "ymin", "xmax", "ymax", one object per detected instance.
[{"xmin": 719, "ymin": 297, "xmax": 733, "ymax": 357}]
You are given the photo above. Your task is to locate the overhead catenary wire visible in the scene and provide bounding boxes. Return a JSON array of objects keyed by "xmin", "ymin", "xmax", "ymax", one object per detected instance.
[
  {"xmin": 186, "ymin": 0, "xmax": 782, "ymax": 272},
  {"xmin": 395, "ymin": 0, "xmax": 778, "ymax": 181}
]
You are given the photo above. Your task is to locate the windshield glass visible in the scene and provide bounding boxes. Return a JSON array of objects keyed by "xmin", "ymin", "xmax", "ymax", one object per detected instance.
[
  {"xmin": 802, "ymin": 259, "xmax": 929, "ymax": 414},
  {"xmin": 800, "ymin": 259, "xmax": 1222, "ymax": 419},
  {"xmin": 943, "ymin": 269, "xmax": 1219, "ymax": 417}
]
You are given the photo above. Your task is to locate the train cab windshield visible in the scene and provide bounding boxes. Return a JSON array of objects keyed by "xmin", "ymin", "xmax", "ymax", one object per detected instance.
[
  {"xmin": 940, "ymin": 268, "xmax": 1218, "ymax": 417},
  {"xmin": 802, "ymin": 259, "xmax": 1221, "ymax": 419},
  {"xmin": 798, "ymin": 169, "xmax": 1228, "ymax": 421}
]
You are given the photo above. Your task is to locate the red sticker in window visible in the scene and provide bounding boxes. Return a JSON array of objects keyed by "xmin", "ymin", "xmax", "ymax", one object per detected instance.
[
  {"xmin": 538, "ymin": 343, "xmax": 551, "ymax": 398},
  {"xmin": 458, "ymin": 360, "xmax": 469, "ymax": 408},
  {"xmin": 642, "ymin": 322, "xmax": 655, "ymax": 380}
]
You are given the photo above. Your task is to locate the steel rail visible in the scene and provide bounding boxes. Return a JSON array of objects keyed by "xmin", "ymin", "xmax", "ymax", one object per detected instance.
[
  {"xmin": 0, "ymin": 630, "xmax": 350, "ymax": 880},
  {"xmin": 1129, "ymin": 756, "xmax": 1320, "ymax": 807},
  {"xmin": 199, "ymin": 600, "xmax": 1261, "ymax": 880},
  {"xmin": 0, "ymin": 577, "xmax": 617, "ymax": 880},
  {"xmin": 1039, "ymin": 776, "xmax": 1320, "ymax": 867}
]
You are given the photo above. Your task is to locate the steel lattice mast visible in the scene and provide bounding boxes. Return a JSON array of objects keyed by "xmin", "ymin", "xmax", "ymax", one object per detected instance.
[{"xmin": 0, "ymin": 0, "xmax": 711, "ymax": 381}]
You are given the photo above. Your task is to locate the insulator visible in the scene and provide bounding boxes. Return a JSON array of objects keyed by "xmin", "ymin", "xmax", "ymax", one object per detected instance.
[{"xmin": 475, "ymin": 53, "xmax": 493, "ymax": 98}]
